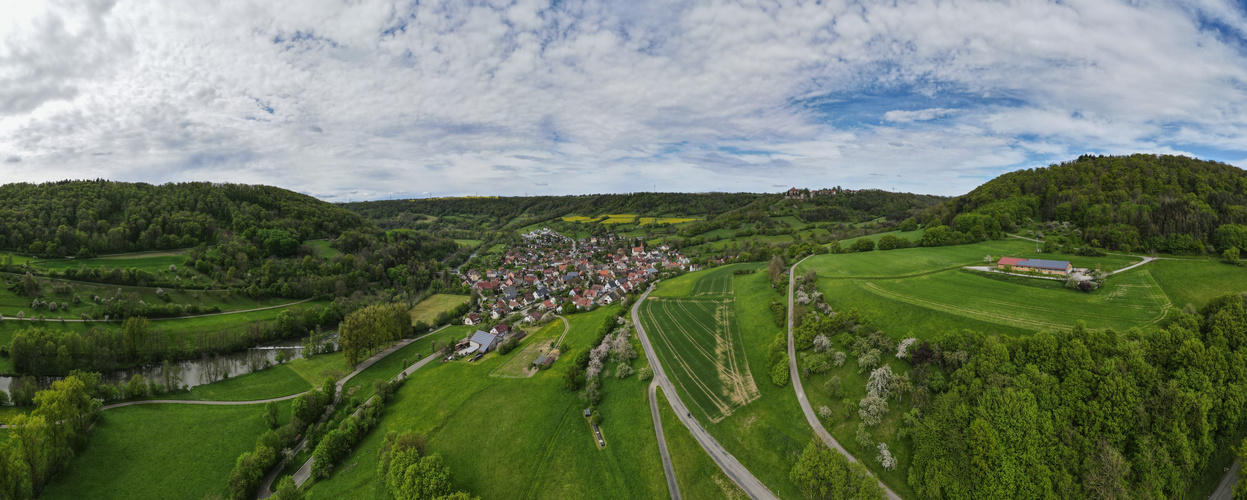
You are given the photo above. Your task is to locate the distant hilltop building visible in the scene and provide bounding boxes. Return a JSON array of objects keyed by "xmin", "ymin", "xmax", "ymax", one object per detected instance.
[{"xmin": 783, "ymin": 186, "xmax": 855, "ymax": 199}]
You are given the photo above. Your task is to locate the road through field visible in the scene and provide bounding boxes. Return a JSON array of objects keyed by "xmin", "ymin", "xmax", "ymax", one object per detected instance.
[
  {"xmin": 648, "ymin": 381, "xmax": 682, "ymax": 500},
  {"xmin": 632, "ymin": 288, "xmax": 778, "ymax": 500},
  {"xmin": 787, "ymin": 256, "xmax": 901, "ymax": 500}
]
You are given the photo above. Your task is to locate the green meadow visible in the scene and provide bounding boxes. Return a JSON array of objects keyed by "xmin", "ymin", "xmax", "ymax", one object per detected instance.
[
  {"xmin": 41, "ymin": 402, "xmax": 290, "ymax": 500},
  {"xmin": 409, "ymin": 293, "xmax": 471, "ymax": 325},
  {"xmin": 302, "ymin": 307, "xmax": 669, "ymax": 499},
  {"xmin": 800, "ymin": 238, "xmax": 1035, "ymax": 279}
]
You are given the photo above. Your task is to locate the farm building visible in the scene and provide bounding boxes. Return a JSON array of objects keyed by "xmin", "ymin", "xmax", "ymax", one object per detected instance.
[
  {"xmin": 459, "ymin": 330, "xmax": 499, "ymax": 356},
  {"xmin": 997, "ymin": 257, "xmax": 1074, "ymax": 275}
]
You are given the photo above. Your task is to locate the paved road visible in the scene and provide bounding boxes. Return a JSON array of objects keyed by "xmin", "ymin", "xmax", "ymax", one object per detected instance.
[
  {"xmin": 288, "ymin": 350, "xmax": 441, "ymax": 489},
  {"xmin": 258, "ymin": 325, "xmax": 451, "ymax": 497},
  {"xmin": 787, "ymin": 258, "xmax": 901, "ymax": 500},
  {"xmin": 632, "ymin": 288, "xmax": 779, "ymax": 500},
  {"xmin": 1209, "ymin": 459, "xmax": 1241, "ymax": 500},
  {"xmin": 648, "ymin": 381, "xmax": 682, "ymax": 500}
]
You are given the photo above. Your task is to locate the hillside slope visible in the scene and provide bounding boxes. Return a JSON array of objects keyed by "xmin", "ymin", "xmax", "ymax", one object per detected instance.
[
  {"xmin": 930, "ymin": 154, "xmax": 1247, "ymax": 253},
  {"xmin": 0, "ymin": 181, "xmax": 366, "ymax": 258}
]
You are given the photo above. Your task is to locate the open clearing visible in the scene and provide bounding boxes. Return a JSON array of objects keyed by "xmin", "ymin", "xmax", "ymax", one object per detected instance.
[
  {"xmin": 650, "ymin": 263, "xmax": 737, "ymax": 298},
  {"xmin": 409, "ymin": 293, "xmax": 471, "ymax": 325},
  {"xmin": 854, "ymin": 267, "xmax": 1169, "ymax": 332},
  {"xmin": 41, "ymin": 402, "xmax": 288, "ymax": 500},
  {"xmin": 801, "ymin": 238, "xmax": 1037, "ymax": 278}
]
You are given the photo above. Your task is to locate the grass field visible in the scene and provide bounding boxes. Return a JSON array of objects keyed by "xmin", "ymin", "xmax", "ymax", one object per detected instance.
[
  {"xmin": 409, "ymin": 294, "xmax": 470, "ymax": 325},
  {"xmin": 800, "ymin": 239, "xmax": 1035, "ymax": 279},
  {"xmin": 1149, "ymin": 258, "xmax": 1247, "ymax": 311},
  {"xmin": 856, "ymin": 268, "xmax": 1169, "ymax": 332},
  {"xmin": 655, "ymin": 389, "xmax": 746, "ymax": 500},
  {"xmin": 649, "ymin": 264, "xmax": 739, "ymax": 298},
  {"xmin": 42, "ymin": 402, "xmax": 288, "ymax": 500},
  {"xmin": 453, "ymin": 239, "xmax": 482, "ymax": 247},
  {"xmin": 644, "ymin": 264, "xmax": 812, "ymax": 498},
  {"xmin": 166, "ymin": 363, "xmax": 311, "ymax": 401},
  {"xmin": 307, "ymin": 240, "xmax": 343, "ymax": 259},
  {"xmin": 303, "ymin": 307, "xmax": 668, "ymax": 499},
  {"xmin": 31, "ymin": 250, "xmax": 191, "ymax": 274},
  {"xmin": 640, "ymin": 297, "xmax": 758, "ymax": 422},
  {"xmin": 814, "ymin": 277, "xmax": 1035, "ymax": 339}
]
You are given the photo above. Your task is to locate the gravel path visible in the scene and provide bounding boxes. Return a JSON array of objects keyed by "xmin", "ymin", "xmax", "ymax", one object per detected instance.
[
  {"xmin": 788, "ymin": 257, "xmax": 901, "ymax": 500},
  {"xmin": 632, "ymin": 288, "xmax": 778, "ymax": 500}
]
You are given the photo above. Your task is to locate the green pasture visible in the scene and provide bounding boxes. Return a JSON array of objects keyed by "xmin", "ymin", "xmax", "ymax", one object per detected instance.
[
  {"xmin": 1149, "ymin": 258, "xmax": 1247, "ymax": 311},
  {"xmin": 814, "ymin": 277, "xmax": 1034, "ymax": 340},
  {"xmin": 453, "ymin": 239, "xmax": 482, "ymax": 247},
  {"xmin": 852, "ymin": 268, "xmax": 1169, "ymax": 332},
  {"xmin": 303, "ymin": 307, "xmax": 668, "ymax": 499},
  {"xmin": 31, "ymin": 252, "xmax": 190, "ymax": 274},
  {"xmin": 42, "ymin": 402, "xmax": 289, "ymax": 500},
  {"xmin": 655, "ymin": 388, "xmax": 746, "ymax": 499},
  {"xmin": 163, "ymin": 363, "xmax": 311, "ymax": 401},
  {"xmin": 650, "ymin": 263, "xmax": 742, "ymax": 298},
  {"xmin": 837, "ymin": 228, "xmax": 926, "ymax": 246},
  {"xmin": 409, "ymin": 294, "xmax": 470, "ymax": 325},
  {"xmin": 800, "ymin": 239, "xmax": 1035, "ymax": 278}
]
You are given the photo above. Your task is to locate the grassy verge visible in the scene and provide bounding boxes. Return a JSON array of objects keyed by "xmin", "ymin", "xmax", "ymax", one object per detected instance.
[{"xmin": 163, "ymin": 364, "xmax": 311, "ymax": 401}]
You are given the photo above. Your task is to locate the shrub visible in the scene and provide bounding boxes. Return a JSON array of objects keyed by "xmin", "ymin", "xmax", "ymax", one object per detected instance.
[
  {"xmin": 770, "ymin": 354, "xmax": 790, "ymax": 387},
  {"xmin": 849, "ymin": 238, "xmax": 875, "ymax": 252}
]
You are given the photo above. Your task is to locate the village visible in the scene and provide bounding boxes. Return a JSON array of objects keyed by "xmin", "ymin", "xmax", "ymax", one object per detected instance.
[{"xmin": 450, "ymin": 228, "xmax": 697, "ymax": 360}]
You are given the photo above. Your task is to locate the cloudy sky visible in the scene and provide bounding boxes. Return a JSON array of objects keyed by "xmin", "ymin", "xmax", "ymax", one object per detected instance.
[{"xmin": 1, "ymin": 0, "xmax": 1246, "ymax": 201}]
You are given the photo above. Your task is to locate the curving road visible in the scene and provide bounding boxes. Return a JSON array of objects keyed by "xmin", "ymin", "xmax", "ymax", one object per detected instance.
[
  {"xmin": 648, "ymin": 381, "xmax": 682, "ymax": 500},
  {"xmin": 787, "ymin": 257, "xmax": 901, "ymax": 500},
  {"xmin": 257, "ymin": 324, "xmax": 451, "ymax": 497},
  {"xmin": 632, "ymin": 288, "xmax": 779, "ymax": 500},
  {"xmin": 1208, "ymin": 459, "xmax": 1241, "ymax": 500}
]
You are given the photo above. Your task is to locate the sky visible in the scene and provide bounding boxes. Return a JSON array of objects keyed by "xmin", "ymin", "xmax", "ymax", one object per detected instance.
[{"xmin": 1, "ymin": 0, "xmax": 1246, "ymax": 202}]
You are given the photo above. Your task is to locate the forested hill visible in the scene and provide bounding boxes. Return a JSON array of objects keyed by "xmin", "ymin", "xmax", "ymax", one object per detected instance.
[
  {"xmin": 345, "ymin": 190, "xmax": 946, "ymax": 232},
  {"xmin": 343, "ymin": 192, "xmax": 771, "ymax": 230},
  {"xmin": 929, "ymin": 154, "xmax": 1247, "ymax": 253},
  {"xmin": 0, "ymin": 180, "xmax": 367, "ymax": 258}
]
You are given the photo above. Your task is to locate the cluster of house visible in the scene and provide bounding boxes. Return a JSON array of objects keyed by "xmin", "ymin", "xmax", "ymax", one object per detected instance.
[
  {"xmin": 996, "ymin": 257, "xmax": 1075, "ymax": 276},
  {"xmin": 460, "ymin": 229, "xmax": 696, "ymax": 324}
]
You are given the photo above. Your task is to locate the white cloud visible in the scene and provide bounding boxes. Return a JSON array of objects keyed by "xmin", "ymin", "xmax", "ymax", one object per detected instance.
[
  {"xmin": 0, "ymin": 0, "xmax": 1245, "ymax": 201},
  {"xmin": 883, "ymin": 108, "xmax": 957, "ymax": 123}
]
